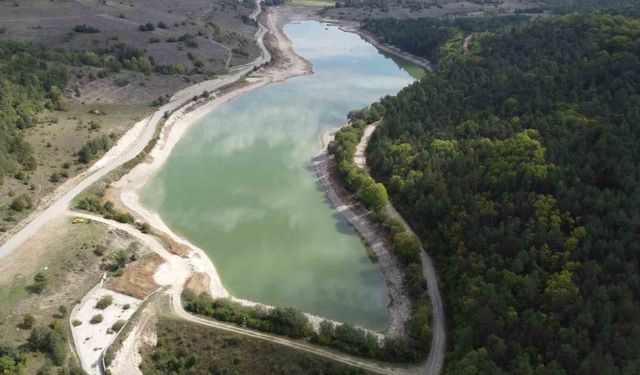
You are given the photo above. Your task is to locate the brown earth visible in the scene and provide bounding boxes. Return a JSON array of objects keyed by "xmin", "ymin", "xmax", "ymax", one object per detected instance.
[{"xmin": 105, "ymin": 254, "xmax": 164, "ymax": 299}]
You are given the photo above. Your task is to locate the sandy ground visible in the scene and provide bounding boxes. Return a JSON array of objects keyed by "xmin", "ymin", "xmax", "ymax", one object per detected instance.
[
  {"xmin": 105, "ymin": 255, "xmax": 163, "ymax": 299},
  {"xmin": 107, "ymin": 309, "xmax": 156, "ymax": 375},
  {"xmin": 70, "ymin": 282, "xmax": 142, "ymax": 375}
]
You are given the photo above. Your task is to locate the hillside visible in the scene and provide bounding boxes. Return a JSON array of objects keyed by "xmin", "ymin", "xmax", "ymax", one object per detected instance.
[
  {"xmin": 0, "ymin": 0, "xmax": 261, "ymax": 236},
  {"xmin": 366, "ymin": 13, "xmax": 640, "ymax": 374}
]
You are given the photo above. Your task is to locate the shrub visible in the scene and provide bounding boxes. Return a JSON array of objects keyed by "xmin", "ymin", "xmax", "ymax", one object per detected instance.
[
  {"xmin": 392, "ymin": 232, "xmax": 421, "ymax": 265},
  {"xmin": 74, "ymin": 24, "xmax": 99, "ymax": 33},
  {"xmin": 28, "ymin": 326, "xmax": 67, "ymax": 365},
  {"xmin": 72, "ymin": 320, "xmax": 82, "ymax": 327},
  {"xmin": 95, "ymin": 295, "xmax": 113, "ymax": 310},
  {"xmin": 21, "ymin": 314, "xmax": 36, "ymax": 329},
  {"xmin": 111, "ymin": 320, "xmax": 126, "ymax": 332},
  {"xmin": 89, "ymin": 314, "xmax": 103, "ymax": 324},
  {"xmin": 93, "ymin": 244, "xmax": 106, "ymax": 256},
  {"xmin": 29, "ymin": 272, "xmax": 47, "ymax": 294},
  {"xmin": 10, "ymin": 194, "xmax": 32, "ymax": 212},
  {"xmin": 138, "ymin": 22, "xmax": 155, "ymax": 32}
]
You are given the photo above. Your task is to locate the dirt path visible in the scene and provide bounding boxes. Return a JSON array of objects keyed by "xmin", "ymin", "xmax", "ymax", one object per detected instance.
[
  {"xmin": 107, "ymin": 309, "xmax": 154, "ymax": 375},
  {"xmin": 356, "ymin": 124, "xmax": 446, "ymax": 375},
  {"xmin": 462, "ymin": 33, "xmax": 475, "ymax": 54}
]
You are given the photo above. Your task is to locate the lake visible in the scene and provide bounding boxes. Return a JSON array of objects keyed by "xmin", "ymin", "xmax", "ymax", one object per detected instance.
[{"xmin": 141, "ymin": 20, "xmax": 424, "ymax": 330}]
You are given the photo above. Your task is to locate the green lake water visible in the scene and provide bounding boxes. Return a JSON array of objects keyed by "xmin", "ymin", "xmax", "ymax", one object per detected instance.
[{"xmin": 141, "ymin": 21, "xmax": 424, "ymax": 330}]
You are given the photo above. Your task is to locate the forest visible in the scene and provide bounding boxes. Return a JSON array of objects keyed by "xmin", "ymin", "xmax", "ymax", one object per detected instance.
[
  {"xmin": 365, "ymin": 12, "xmax": 640, "ymax": 374},
  {"xmin": 362, "ymin": 15, "xmax": 530, "ymax": 63}
]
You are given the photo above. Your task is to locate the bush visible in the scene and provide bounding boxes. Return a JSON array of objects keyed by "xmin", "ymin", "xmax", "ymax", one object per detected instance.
[
  {"xmin": 10, "ymin": 194, "xmax": 32, "ymax": 212},
  {"xmin": 96, "ymin": 295, "xmax": 113, "ymax": 310},
  {"xmin": 21, "ymin": 314, "xmax": 36, "ymax": 329},
  {"xmin": 73, "ymin": 24, "xmax": 99, "ymax": 33},
  {"xmin": 93, "ymin": 244, "xmax": 106, "ymax": 256},
  {"xmin": 29, "ymin": 272, "xmax": 47, "ymax": 294},
  {"xmin": 138, "ymin": 22, "xmax": 155, "ymax": 32},
  {"xmin": 111, "ymin": 320, "xmax": 126, "ymax": 332},
  {"xmin": 392, "ymin": 232, "xmax": 421, "ymax": 265},
  {"xmin": 72, "ymin": 320, "xmax": 82, "ymax": 327},
  {"xmin": 77, "ymin": 135, "xmax": 110, "ymax": 163},
  {"xmin": 89, "ymin": 314, "xmax": 103, "ymax": 324},
  {"xmin": 333, "ymin": 323, "xmax": 379, "ymax": 358},
  {"xmin": 28, "ymin": 326, "xmax": 67, "ymax": 365}
]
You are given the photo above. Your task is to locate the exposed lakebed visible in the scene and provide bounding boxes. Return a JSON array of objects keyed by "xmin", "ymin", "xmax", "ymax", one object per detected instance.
[{"xmin": 141, "ymin": 20, "xmax": 423, "ymax": 330}]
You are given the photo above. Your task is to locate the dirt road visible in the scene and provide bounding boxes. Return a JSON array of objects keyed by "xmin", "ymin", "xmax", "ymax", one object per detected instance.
[
  {"xmin": 0, "ymin": 0, "xmax": 270, "ymax": 260},
  {"xmin": 356, "ymin": 124, "xmax": 446, "ymax": 375}
]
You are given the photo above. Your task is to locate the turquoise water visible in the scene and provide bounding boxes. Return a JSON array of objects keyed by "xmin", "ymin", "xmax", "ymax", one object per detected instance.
[{"xmin": 141, "ymin": 21, "xmax": 423, "ymax": 330}]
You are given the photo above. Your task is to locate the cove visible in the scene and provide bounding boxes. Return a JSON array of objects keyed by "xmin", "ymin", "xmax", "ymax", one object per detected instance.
[{"xmin": 140, "ymin": 20, "xmax": 424, "ymax": 330}]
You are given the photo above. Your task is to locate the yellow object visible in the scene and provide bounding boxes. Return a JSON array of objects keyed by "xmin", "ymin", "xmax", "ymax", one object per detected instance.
[{"xmin": 72, "ymin": 218, "xmax": 84, "ymax": 224}]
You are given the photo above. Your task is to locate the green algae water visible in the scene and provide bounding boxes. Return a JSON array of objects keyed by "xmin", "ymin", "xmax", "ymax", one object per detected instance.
[{"xmin": 141, "ymin": 21, "xmax": 424, "ymax": 330}]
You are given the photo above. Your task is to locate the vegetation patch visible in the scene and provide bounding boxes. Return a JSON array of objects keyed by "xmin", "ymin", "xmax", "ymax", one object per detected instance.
[
  {"xmin": 140, "ymin": 316, "xmax": 373, "ymax": 375},
  {"xmin": 184, "ymin": 294, "xmax": 418, "ymax": 363}
]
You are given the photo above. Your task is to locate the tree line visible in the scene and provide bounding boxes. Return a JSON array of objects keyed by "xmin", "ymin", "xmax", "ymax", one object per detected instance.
[
  {"xmin": 183, "ymin": 293, "xmax": 421, "ymax": 363},
  {"xmin": 329, "ymin": 107, "xmax": 432, "ymax": 362}
]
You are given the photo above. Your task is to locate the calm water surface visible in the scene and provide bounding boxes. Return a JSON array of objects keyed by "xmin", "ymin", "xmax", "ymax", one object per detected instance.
[{"xmin": 141, "ymin": 21, "xmax": 424, "ymax": 330}]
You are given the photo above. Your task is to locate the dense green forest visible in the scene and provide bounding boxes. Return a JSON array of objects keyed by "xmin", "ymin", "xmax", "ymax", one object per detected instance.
[
  {"xmin": 362, "ymin": 16, "xmax": 530, "ymax": 62},
  {"xmin": 365, "ymin": 12, "xmax": 640, "ymax": 374}
]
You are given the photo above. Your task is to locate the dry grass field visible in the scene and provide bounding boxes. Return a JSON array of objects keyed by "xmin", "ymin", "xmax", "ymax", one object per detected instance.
[{"xmin": 0, "ymin": 0, "xmax": 259, "ymax": 73}]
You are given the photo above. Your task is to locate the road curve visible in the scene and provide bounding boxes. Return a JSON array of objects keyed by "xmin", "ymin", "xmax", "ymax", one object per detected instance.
[
  {"xmin": 0, "ymin": 0, "xmax": 269, "ymax": 260},
  {"xmin": 355, "ymin": 124, "xmax": 446, "ymax": 375}
]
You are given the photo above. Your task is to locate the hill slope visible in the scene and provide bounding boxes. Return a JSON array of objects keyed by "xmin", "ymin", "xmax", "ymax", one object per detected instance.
[{"xmin": 367, "ymin": 13, "xmax": 640, "ymax": 374}]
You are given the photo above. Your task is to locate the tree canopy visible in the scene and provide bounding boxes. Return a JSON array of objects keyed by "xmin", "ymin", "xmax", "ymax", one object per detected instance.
[{"xmin": 366, "ymin": 12, "xmax": 640, "ymax": 374}]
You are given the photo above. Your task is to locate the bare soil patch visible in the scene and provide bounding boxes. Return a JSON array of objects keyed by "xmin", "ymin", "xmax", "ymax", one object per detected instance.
[{"xmin": 105, "ymin": 255, "xmax": 163, "ymax": 299}]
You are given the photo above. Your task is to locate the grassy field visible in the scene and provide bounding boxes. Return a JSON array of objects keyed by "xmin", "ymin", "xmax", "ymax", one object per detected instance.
[{"xmin": 140, "ymin": 315, "xmax": 374, "ymax": 375}]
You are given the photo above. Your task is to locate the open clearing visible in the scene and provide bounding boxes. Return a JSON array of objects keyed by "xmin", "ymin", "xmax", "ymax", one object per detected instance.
[{"xmin": 70, "ymin": 284, "xmax": 142, "ymax": 374}]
